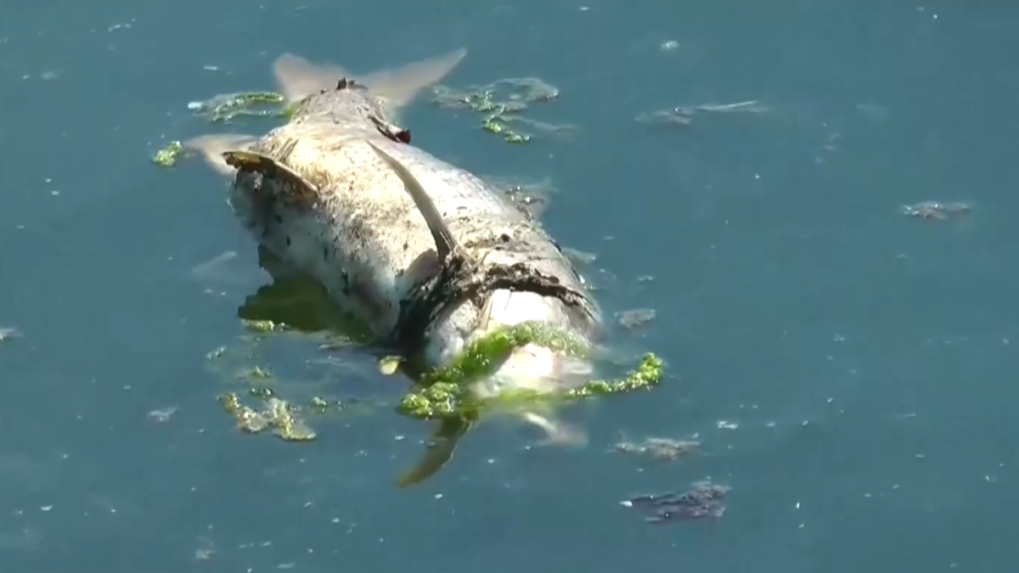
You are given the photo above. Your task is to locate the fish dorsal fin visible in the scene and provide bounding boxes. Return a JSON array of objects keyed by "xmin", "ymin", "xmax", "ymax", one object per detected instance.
[
  {"xmin": 273, "ymin": 54, "xmax": 351, "ymax": 104},
  {"xmin": 366, "ymin": 141, "xmax": 457, "ymax": 262},
  {"xmin": 221, "ymin": 150, "xmax": 320, "ymax": 209},
  {"xmin": 360, "ymin": 48, "xmax": 467, "ymax": 109},
  {"xmin": 368, "ymin": 114, "xmax": 411, "ymax": 144}
]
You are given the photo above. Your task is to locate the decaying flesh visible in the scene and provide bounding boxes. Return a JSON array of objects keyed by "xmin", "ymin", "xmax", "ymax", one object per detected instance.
[{"xmin": 186, "ymin": 49, "xmax": 603, "ymax": 480}]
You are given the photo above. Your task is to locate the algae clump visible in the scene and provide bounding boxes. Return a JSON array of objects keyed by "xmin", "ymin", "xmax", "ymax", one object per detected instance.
[
  {"xmin": 431, "ymin": 78, "xmax": 571, "ymax": 144},
  {"xmin": 398, "ymin": 321, "xmax": 663, "ymax": 420},
  {"xmin": 188, "ymin": 91, "xmax": 293, "ymax": 123},
  {"xmin": 152, "ymin": 140, "xmax": 186, "ymax": 167}
]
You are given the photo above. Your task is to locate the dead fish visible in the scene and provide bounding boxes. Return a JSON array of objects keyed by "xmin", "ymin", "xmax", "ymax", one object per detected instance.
[{"xmin": 186, "ymin": 49, "xmax": 604, "ymax": 484}]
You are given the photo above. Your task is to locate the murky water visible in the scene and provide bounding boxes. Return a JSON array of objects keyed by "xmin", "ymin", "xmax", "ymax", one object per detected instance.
[{"xmin": 2, "ymin": 1, "xmax": 1018, "ymax": 570}]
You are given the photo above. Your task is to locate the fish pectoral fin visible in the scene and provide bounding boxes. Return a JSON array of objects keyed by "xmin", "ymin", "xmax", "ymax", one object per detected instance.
[
  {"xmin": 361, "ymin": 48, "xmax": 467, "ymax": 109},
  {"xmin": 272, "ymin": 53, "xmax": 351, "ymax": 104},
  {"xmin": 185, "ymin": 134, "xmax": 258, "ymax": 177},
  {"xmin": 366, "ymin": 141, "xmax": 458, "ymax": 262},
  {"xmin": 368, "ymin": 114, "xmax": 411, "ymax": 144},
  {"xmin": 396, "ymin": 417, "xmax": 473, "ymax": 488},
  {"xmin": 221, "ymin": 150, "xmax": 320, "ymax": 209}
]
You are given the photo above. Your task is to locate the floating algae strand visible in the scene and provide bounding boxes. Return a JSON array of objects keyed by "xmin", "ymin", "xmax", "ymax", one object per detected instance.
[
  {"xmin": 187, "ymin": 91, "xmax": 292, "ymax": 123},
  {"xmin": 152, "ymin": 92, "xmax": 293, "ymax": 167},
  {"xmin": 431, "ymin": 78, "xmax": 575, "ymax": 144},
  {"xmin": 397, "ymin": 321, "xmax": 663, "ymax": 421},
  {"xmin": 218, "ymin": 393, "xmax": 316, "ymax": 441},
  {"xmin": 151, "ymin": 140, "xmax": 186, "ymax": 167}
]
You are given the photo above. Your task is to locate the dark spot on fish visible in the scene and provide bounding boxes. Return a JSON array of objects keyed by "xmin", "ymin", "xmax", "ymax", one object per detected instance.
[
  {"xmin": 500, "ymin": 233, "xmax": 511, "ymax": 243},
  {"xmin": 323, "ymin": 246, "xmax": 329, "ymax": 261},
  {"xmin": 341, "ymin": 270, "xmax": 350, "ymax": 295},
  {"xmin": 285, "ymin": 237, "xmax": 291, "ymax": 247},
  {"xmin": 403, "ymin": 242, "xmax": 409, "ymax": 251}
]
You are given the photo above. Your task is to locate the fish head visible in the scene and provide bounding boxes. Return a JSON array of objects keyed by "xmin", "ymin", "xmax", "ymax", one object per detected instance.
[{"xmin": 468, "ymin": 289, "xmax": 598, "ymax": 401}]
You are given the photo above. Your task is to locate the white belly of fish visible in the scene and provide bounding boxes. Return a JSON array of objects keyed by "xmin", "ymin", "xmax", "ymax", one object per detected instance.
[{"xmin": 227, "ymin": 135, "xmax": 450, "ymax": 339}]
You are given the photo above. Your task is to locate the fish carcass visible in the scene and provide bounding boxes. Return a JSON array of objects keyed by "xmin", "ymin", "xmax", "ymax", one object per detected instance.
[{"xmin": 187, "ymin": 49, "xmax": 604, "ymax": 475}]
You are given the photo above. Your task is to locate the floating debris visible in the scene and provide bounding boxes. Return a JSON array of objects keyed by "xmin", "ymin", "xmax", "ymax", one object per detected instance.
[
  {"xmin": 431, "ymin": 78, "xmax": 572, "ymax": 144},
  {"xmin": 617, "ymin": 308, "xmax": 656, "ymax": 330},
  {"xmin": 489, "ymin": 176, "xmax": 557, "ymax": 220},
  {"xmin": 237, "ymin": 365, "xmax": 273, "ymax": 384},
  {"xmin": 636, "ymin": 107, "xmax": 694, "ymax": 126},
  {"xmin": 0, "ymin": 326, "xmax": 19, "ymax": 342},
  {"xmin": 621, "ymin": 481, "xmax": 729, "ymax": 524},
  {"xmin": 637, "ymin": 100, "xmax": 768, "ymax": 128},
  {"xmin": 613, "ymin": 437, "xmax": 699, "ymax": 461},
  {"xmin": 242, "ymin": 319, "xmax": 283, "ymax": 334},
  {"xmin": 660, "ymin": 40, "xmax": 680, "ymax": 52},
  {"xmin": 218, "ymin": 393, "xmax": 316, "ymax": 441},
  {"xmin": 377, "ymin": 355, "xmax": 402, "ymax": 376},
  {"xmin": 152, "ymin": 140, "xmax": 186, "ymax": 167},
  {"xmin": 147, "ymin": 406, "xmax": 178, "ymax": 423},
  {"xmin": 900, "ymin": 201, "xmax": 972, "ymax": 221}
]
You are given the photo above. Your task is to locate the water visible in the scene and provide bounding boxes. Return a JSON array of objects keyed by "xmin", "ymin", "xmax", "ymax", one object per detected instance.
[{"xmin": 2, "ymin": 0, "xmax": 1017, "ymax": 570}]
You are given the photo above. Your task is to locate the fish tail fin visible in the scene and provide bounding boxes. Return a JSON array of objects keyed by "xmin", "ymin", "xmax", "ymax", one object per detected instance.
[
  {"xmin": 273, "ymin": 48, "xmax": 467, "ymax": 108},
  {"xmin": 360, "ymin": 48, "xmax": 467, "ymax": 110},
  {"xmin": 396, "ymin": 417, "xmax": 472, "ymax": 488}
]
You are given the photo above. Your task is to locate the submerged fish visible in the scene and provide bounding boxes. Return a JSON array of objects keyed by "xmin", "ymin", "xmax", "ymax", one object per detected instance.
[{"xmin": 187, "ymin": 49, "xmax": 604, "ymax": 484}]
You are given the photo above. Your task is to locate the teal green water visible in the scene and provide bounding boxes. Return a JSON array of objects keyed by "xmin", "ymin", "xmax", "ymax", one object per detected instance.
[{"xmin": 3, "ymin": 0, "xmax": 1018, "ymax": 570}]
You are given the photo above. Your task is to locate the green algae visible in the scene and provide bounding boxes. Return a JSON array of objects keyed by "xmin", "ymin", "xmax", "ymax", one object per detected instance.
[
  {"xmin": 397, "ymin": 321, "xmax": 663, "ymax": 421},
  {"xmin": 431, "ymin": 78, "xmax": 572, "ymax": 144},
  {"xmin": 187, "ymin": 91, "xmax": 293, "ymax": 123},
  {"xmin": 152, "ymin": 140, "xmax": 187, "ymax": 167}
]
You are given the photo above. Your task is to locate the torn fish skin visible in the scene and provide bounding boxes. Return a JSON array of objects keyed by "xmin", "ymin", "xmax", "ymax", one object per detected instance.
[{"xmin": 187, "ymin": 49, "xmax": 604, "ymax": 449}]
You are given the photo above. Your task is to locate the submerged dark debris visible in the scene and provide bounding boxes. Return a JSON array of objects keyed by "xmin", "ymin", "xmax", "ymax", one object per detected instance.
[
  {"xmin": 622, "ymin": 481, "xmax": 729, "ymax": 524},
  {"xmin": 617, "ymin": 308, "xmax": 656, "ymax": 330},
  {"xmin": 900, "ymin": 201, "xmax": 972, "ymax": 221}
]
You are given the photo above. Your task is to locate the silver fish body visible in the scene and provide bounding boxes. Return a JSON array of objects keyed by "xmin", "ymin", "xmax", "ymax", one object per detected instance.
[{"xmin": 189, "ymin": 50, "xmax": 603, "ymax": 479}]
